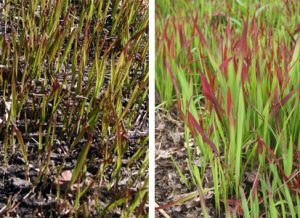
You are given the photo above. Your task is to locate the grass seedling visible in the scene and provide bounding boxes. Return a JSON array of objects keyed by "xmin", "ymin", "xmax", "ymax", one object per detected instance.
[{"xmin": 0, "ymin": 0, "xmax": 148, "ymax": 216}]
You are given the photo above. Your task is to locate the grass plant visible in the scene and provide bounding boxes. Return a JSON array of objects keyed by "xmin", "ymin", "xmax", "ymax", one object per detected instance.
[
  {"xmin": 156, "ymin": 0, "xmax": 300, "ymax": 217},
  {"xmin": 0, "ymin": 0, "xmax": 148, "ymax": 217}
]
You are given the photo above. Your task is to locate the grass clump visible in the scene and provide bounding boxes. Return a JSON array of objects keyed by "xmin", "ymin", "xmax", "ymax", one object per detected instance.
[
  {"xmin": 0, "ymin": 0, "xmax": 148, "ymax": 217},
  {"xmin": 156, "ymin": 0, "xmax": 300, "ymax": 217}
]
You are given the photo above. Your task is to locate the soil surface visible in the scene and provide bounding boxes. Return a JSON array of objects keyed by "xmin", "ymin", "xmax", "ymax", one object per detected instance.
[
  {"xmin": 155, "ymin": 109, "xmax": 217, "ymax": 218},
  {"xmin": 0, "ymin": 127, "xmax": 148, "ymax": 217}
]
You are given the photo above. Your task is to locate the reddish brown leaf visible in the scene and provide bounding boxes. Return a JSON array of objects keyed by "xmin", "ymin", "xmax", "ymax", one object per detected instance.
[
  {"xmin": 257, "ymin": 137, "xmax": 263, "ymax": 154},
  {"xmin": 178, "ymin": 22, "xmax": 185, "ymax": 48},
  {"xmin": 241, "ymin": 62, "xmax": 248, "ymax": 85},
  {"xmin": 255, "ymin": 59, "xmax": 261, "ymax": 83},
  {"xmin": 225, "ymin": 17, "xmax": 231, "ymax": 40},
  {"xmin": 200, "ymin": 74, "xmax": 223, "ymax": 119},
  {"xmin": 251, "ymin": 171, "xmax": 260, "ymax": 201},
  {"xmin": 192, "ymin": 13, "xmax": 209, "ymax": 49},
  {"xmin": 187, "ymin": 111, "xmax": 219, "ymax": 156},
  {"xmin": 258, "ymin": 136, "xmax": 300, "ymax": 193},
  {"xmin": 239, "ymin": 18, "xmax": 248, "ymax": 58},
  {"xmin": 165, "ymin": 61, "xmax": 185, "ymax": 121},
  {"xmin": 224, "ymin": 199, "xmax": 244, "ymax": 216},
  {"xmin": 295, "ymin": 24, "xmax": 300, "ymax": 34},
  {"xmin": 166, "ymin": 62, "xmax": 181, "ymax": 106},
  {"xmin": 250, "ymin": 15, "xmax": 259, "ymax": 52},
  {"xmin": 220, "ymin": 56, "xmax": 233, "ymax": 75},
  {"xmin": 271, "ymin": 90, "xmax": 295, "ymax": 115},
  {"xmin": 162, "ymin": 19, "xmax": 170, "ymax": 43}
]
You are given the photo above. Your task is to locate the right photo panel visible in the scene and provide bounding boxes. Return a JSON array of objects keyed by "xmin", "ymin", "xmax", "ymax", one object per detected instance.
[{"xmin": 155, "ymin": 1, "xmax": 300, "ymax": 217}]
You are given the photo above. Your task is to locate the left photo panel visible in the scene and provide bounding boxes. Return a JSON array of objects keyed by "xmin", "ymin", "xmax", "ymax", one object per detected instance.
[{"xmin": 0, "ymin": 1, "xmax": 149, "ymax": 217}]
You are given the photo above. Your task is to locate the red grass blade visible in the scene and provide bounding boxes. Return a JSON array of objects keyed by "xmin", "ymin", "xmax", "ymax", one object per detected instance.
[
  {"xmin": 220, "ymin": 56, "xmax": 233, "ymax": 75},
  {"xmin": 251, "ymin": 171, "xmax": 260, "ymax": 201},
  {"xmin": 187, "ymin": 111, "xmax": 219, "ymax": 156},
  {"xmin": 192, "ymin": 12, "xmax": 209, "ymax": 49},
  {"xmin": 166, "ymin": 62, "xmax": 181, "ymax": 107},
  {"xmin": 162, "ymin": 19, "xmax": 170, "ymax": 43},
  {"xmin": 178, "ymin": 22, "xmax": 186, "ymax": 48},
  {"xmin": 239, "ymin": 18, "xmax": 248, "ymax": 58},
  {"xmin": 271, "ymin": 90, "xmax": 295, "ymax": 115},
  {"xmin": 295, "ymin": 24, "xmax": 300, "ymax": 34},
  {"xmin": 200, "ymin": 74, "xmax": 223, "ymax": 119},
  {"xmin": 165, "ymin": 61, "xmax": 185, "ymax": 121},
  {"xmin": 258, "ymin": 136, "xmax": 300, "ymax": 193},
  {"xmin": 250, "ymin": 15, "xmax": 259, "ymax": 52}
]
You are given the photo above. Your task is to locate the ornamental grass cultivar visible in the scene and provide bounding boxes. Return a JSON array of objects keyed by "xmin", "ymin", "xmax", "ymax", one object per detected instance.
[
  {"xmin": 0, "ymin": 1, "xmax": 148, "ymax": 217},
  {"xmin": 156, "ymin": 0, "xmax": 300, "ymax": 217}
]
